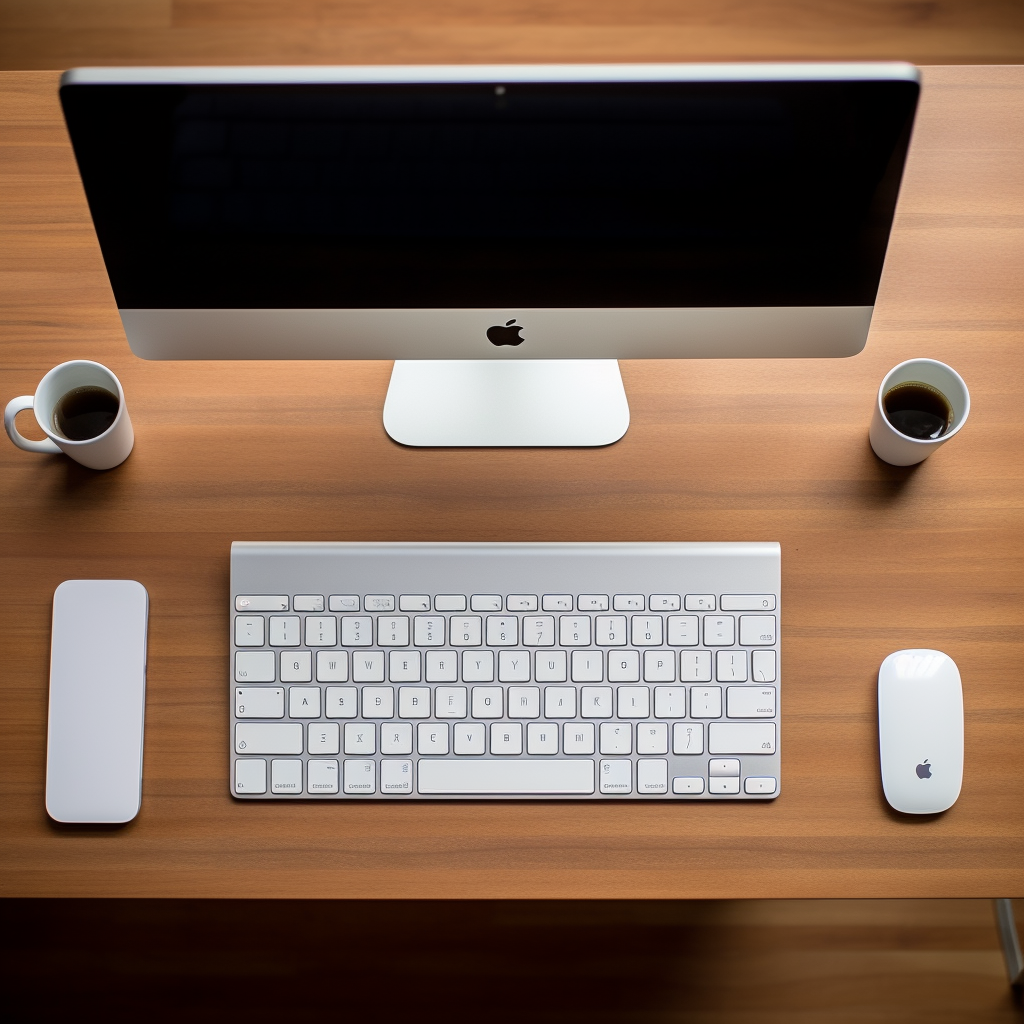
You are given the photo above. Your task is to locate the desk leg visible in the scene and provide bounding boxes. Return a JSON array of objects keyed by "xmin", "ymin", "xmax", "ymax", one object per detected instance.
[{"xmin": 994, "ymin": 899, "xmax": 1023, "ymax": 988}]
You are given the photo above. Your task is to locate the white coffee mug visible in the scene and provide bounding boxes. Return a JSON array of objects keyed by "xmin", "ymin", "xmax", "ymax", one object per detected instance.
[
  {"xmin": 869, "ymin": 358, "xmax": 969, "ymax": 467},
  {"xmin": 4, "ymin": 360, "xmax": 134, "ymax": 470}
]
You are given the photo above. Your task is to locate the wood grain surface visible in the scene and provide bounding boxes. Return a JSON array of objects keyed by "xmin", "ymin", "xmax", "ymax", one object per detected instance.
[{"xmin": 0, "ymin": 65, "xmax": 1021, "ymax": 899}]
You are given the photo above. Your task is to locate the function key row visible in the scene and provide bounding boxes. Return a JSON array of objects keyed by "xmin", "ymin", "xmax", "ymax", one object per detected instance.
[{"xmin": 235, "ymin": 593, "xmax": 777, "ymax": 614}]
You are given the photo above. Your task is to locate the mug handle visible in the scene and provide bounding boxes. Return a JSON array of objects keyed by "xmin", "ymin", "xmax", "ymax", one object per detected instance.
[{"xmin": 4, "ymin": 395, "xmax": 61, "ymax": 454}]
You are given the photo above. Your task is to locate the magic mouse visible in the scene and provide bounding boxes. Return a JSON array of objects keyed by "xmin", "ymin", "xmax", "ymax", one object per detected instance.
[
  {"xmin": 46, "ymin": 579, "xmax": 149, "ymax": 823},
  {"xmin": 878, "ymin": 649, "xmax": 963, "ymax": 814}
]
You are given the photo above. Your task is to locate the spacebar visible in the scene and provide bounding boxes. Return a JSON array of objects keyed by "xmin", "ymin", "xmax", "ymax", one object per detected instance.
[{"xmin": 418, "ymin": 759, "xmax": 595, "ymax": 795}]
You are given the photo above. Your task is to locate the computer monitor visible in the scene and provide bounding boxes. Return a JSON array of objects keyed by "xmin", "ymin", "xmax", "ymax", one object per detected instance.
[{"xmin": 59, "ymin": 63, "xmax": 920, "ymax": 447}]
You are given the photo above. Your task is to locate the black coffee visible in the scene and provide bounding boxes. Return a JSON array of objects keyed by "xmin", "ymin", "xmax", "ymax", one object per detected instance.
[
  {"xmin": 53, "ymin": 385, "xmax": 119, "ymax": 441},
  {"xmin": 883, "ymin": 381, "xmax": 953, "ymax": 440}
]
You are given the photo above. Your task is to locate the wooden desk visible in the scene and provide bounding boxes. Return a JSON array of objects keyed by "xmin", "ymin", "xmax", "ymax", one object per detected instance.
[{"xmin": 0, "ymin": 66, "xmax": 1021, "ymax": 900}]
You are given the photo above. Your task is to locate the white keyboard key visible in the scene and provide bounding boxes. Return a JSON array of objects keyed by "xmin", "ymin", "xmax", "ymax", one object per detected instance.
[
  {"xmin": 613, "ymin": 594, "xmax": 644, "ymax": 611},
  {"xmin": 236, "ymin": 595, "xmax": 288, "ymax": 612},
  {"xmin": 450, "ymin": 616, "xmax": 483, "ymax": 647},
  {"xmin": 234, "ymin": 615, "xmax": 265, "ymax": 647},
  {"xmin": 578, "ymin": 594, "xmax": 609, "ymax": 611},
  {"xmin": 434, "ymin": 595, "xmax": 467, "ymax": 612},
  {"xmin": 599, "ymin": 722, "xmax": 632, "ymax": 754},
  {"xmin": 381, "ymin": 722, "xmax": 414, "ymax": 755},
  {"xmin": 325, "ymin": 686, "xmax": 358, "ymax": 718},
  {"xmin": 631, "ymin": 615, "xmax": 663, "ymax": 646},
  {"xmin": 667, "ymin": 615, "xmax": 699, "ymax": 646},
  {"xmin": 709, "ymin": 758, "xmax": 740, "ymax": 776},
  {"xmin": 343, "ymin": 758, "xmax": 374, "ymax": 794},
  {"xmin": 234, "ymin": 758, "xmax": 267, "ymax": 794},
  {"xmin": 486, "ymin": 615, "xmax": 519, "ymax": 646},
  {"xmin": 508, "ymin": 686, "xmax": 540, "ymax": 718},
  {"xmin": 281, "ymin": 651, "xmax": 312, "ymax": 683},
  {"xmin": 235, "ymin": 686, "xmax": 284, "ymax": 718},
  {"xmin": 709, "ymin": 777, "xmax": 741, "ymax": 795},
  {"xmin": 307, "ymin": 722, "xmax": 340, "ymax": 755},
  {"xmin": 617, "ymin": 685, "xmax": 650, "ymax": 718},
  {"xmin": 744, "ymin": 776, "xmax": 778, "ymax": 795},
  {"xmin": 571, "ymin": 650, "xmax": 603, "ymax": 682},
  {"xmin": 653, "ymin": 686, "xmax": 685, "ymax": 718},
  {"xmin": 581, "ymin": 686, "xmax": 613, "ymax": 718},
  {"xmin": 672, "ymin": 722, "xmax": 704, "ymax": 754},
  {"xmin": 507, "ymin": 594, "xmax": 538, "ymax": 611},
  {"xmin": 413, "ymin": 615, "xmax": 445, "ymax": 646},
  {"xmin": 542, "ymin": 594, "xmax": 573, "ymax": 611},
  {"xmin": 235, "ymin": 650, "xmax": 276, "ymax": 683},
  {"xmin": 608, "ymin": 650, "xmax": 640, "ymax": 682},
  {"xmin": 400, "ymin": 595, "xmax": 431, "ymax": 611},
  {"xmin": 365, "ymin": 595, "xmax": 395, "ymax": 612},
  {"xmin": 362, "ymin": 686, "xmax": 394, "ymax": 717},
  {"xmin": 709, "ymin": 722, "xmax": 776, "ymax": 754},
  {"xmin": 381, "ymin": 759, "xmax": 414, "ymax": 793},
  {"xmin": 418, "ymin": 722, "xmax": 450, "ymax": 755},
  {"xmin": 454, "ymin": 722, "xmax": 486, "ymax": 754},
  {"xmin": 649, "ymin": 594, "xmax": 680, "ymax": 611},
  {"xmin": 377, "ymin": 615, "xmax": 409, "ymax": 646},
  {"xmin": 288, "ymin": 685, "xmax": 320, "ymax": 717},
  {"xmin": 435, "ymin": 686, "xmax": 467, "ymax": 718},
  {"xmin": 680, "ymin": 651, "xmax": 713, "ymax": 682},
  {"xmin": 752, "ymin": 649, "xmax": 777, "ymax": 682},
  {"xmin": 352, "ymin": 651, "xmax": 385, "ymax": 682},
  {"xmin": 316, "ymin": 650, "xmax": 348, "ymax": 682},
  {"xmin": 643, "ymin": 651, "xmax": 675, "ymax": 682},
  {"xmin": 269, "ymin": 615, "xmax": 300, "ymax": 647},
  {"xmin": 636, "ymin": 721, "xmax": 668, "ymax": 754},
  {"xmin": 425, "ymin": 651, "xmax": 458, "ymax": 682},
  {"xmin": 563, "ymin": 722, "xmax": 595, "ymax": 754},
  {"xmin": 341, "ymin": 616, "xmax": 373, "ymax": 646},
  {"xmin": 716, "ymin": 650, "xmax": 748, "ymax": 683},
  {"xmin": 739, "ymin": 615, "xmax": 777, "ymax": 646},
  {"xmin": 527, "ymin": 722, "xmax": 559, "ymax": 754},
  {"xmin": 637, "ymin": 758, "xmax": 668, "ymax": 794},
  {"xmin": 522, "ymin": 616, "xmax": 555, "ymax": 647},
  {"xmin": 727, "ymin": 685, "xmax": 776, "ymax": 718},
  {"xmin": 536, "ymin": 650, "xmax": 568, "ymax": 682},
  {"xmin": 462, "ymin": 651, "xmax": 494, "ymax": 681},
  {"xmin": 344, "ymin": 722, "xmax": 375, "ymax": 754},
  {"xmin": 389, "ymin": 650, "xmax": 422, "ymax": 682},
  {"xmin": 599, "ymin": 759, "xmax": 632, "ymax": 793},
  {"xmin": 544, "ymin": 686, "xmax": 577, "ymax": 718},
  {"xmin": 294, "ymin": 595, "xmax": 325, "ymax": 612},
  {"xmin": 685, "ymin": 594, "xmax": 716, "ymax": 611},
  {"xmin": 498, "ymin": 650, "xmax": 531, "ymax": 682},
  {"xmin": 398, "ymin": 685, "xmax": 431, "ymax": 718},
  {"xmin": 471, "ymin": 594, "xmax": 502, "ymax": 611},
  {"xmin": 472, "ymin": 686, "xmax": 503, "ymax": 718},
  {"xmin": 595, "ymin": 615, "xmax": 627, "ymax": 646},
  {"xmin": 418, "ymin": 758, "xmax": 594, "ymax": 794},
  {"xmin": 490, "ymin": 722, "xmax": 523, "ymax": 754},
  {"xmin": 672, "ymin": 776, "xmax": 705, "ymax": 794},
  {"xmin": 559, "ymin": 615, "xmax": 592, "ymax": 646},
  {"xmin": 271, "ymin": 758, "xmax": 302, "ymax": 794},
  {"xmin": 722, "ymin": 594, "xmax": 776, "ymax": 612},
  {"xmin": 329, "ymin": 595, "xmax": 359, "ymax": 612},
  {"xmin": 235, "ymin": 722, "xmax": 302, "ymax": 755},
  {"xmin": 703, "ymin": 615, "xmax": 735, "ymax": 646},
  {"xmin": 690, "ymin": 686, "xmax": 722, "ymax": 718}
]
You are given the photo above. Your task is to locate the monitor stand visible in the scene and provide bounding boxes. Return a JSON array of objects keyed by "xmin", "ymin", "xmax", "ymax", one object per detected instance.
[{"xmin": 382, "ymin": 359, "xmax": 630, "ymax": 447}]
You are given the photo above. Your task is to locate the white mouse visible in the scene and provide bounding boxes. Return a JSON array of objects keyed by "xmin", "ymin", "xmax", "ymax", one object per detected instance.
[{"xmin": 878, "ymin": 649, "xmax": 963, "ymax": 814}]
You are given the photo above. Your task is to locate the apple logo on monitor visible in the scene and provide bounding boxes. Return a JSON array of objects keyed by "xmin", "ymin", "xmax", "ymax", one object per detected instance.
[
  {"xmin": 916, "ymin": 759, "xmax": 932, "ymax": 779},
  {"xmin": 486, "ymin": 319, "xmax": 525, "ymax": 346}
]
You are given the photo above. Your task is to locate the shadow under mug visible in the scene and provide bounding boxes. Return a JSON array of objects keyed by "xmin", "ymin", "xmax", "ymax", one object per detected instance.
[{"xmin": 4, "ymin": 360, "xmax": 134, "ymax": 470}]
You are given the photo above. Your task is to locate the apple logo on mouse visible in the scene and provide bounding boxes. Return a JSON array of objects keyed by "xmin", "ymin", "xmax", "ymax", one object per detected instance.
[
  {"xmin": 916, "ymin": 759, "xmax": 932, "ymax": 779},
  {"xmin": 486, "ymin": 319, "xmax": 525, "ymax": 346}
]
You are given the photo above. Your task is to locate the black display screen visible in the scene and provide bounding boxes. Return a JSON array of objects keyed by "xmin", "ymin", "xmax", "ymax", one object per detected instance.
[{"xmin": 60, "ymin": 78, "xmax": 918, "ymax": 308}]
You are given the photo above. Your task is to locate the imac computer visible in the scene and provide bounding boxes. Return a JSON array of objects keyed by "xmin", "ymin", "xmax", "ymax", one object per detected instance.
[{"xmin": 59, "ymin": 63, "xmax": 920, "ymax": 447}]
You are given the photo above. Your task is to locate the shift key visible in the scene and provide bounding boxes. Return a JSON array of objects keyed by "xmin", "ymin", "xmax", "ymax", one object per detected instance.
[
  {"xmin": 708, "ymin": 722, "xmax": 776, "ymax": 754},
  {"xmin": 234, "ymin": 722, "xmax": 303, "ymax": 755}
]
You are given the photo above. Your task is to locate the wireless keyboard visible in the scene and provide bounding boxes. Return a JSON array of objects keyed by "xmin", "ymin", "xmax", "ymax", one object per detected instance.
[{"xmin": 230, "ymin": 542, "xmax": 780, "ymax": 800}]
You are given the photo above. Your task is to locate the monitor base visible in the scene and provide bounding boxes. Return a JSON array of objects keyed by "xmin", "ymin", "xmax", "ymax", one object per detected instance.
[{"xmin": 383, "ymin": 359, "xmax": 630, "ymax": 447}]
